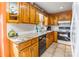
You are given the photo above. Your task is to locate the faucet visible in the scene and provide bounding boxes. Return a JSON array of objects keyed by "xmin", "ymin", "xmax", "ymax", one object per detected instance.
[{"xmin": 36, "ymin": 25, "xmax": 38, "ymax": 32}]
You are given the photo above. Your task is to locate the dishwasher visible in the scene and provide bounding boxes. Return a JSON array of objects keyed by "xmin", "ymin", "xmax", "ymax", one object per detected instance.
[{"xmin": 38, "ymin": 34, "xmax": 46, "ymax": 56}]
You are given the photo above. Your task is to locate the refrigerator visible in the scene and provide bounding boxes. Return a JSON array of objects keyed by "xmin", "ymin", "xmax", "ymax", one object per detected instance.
[{"xmin": 71, "ymin": 2, "xmax": 79, "ymax": 57}]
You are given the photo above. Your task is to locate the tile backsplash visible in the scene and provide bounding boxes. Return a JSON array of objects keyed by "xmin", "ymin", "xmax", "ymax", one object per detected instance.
[{"xmin": 7, "ymin": 23, "xmax": 37, "ymax": 35}]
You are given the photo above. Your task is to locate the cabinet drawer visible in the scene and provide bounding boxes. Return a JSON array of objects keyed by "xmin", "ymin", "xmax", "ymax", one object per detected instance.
[
  {"xmin": 31, "ymin": 38, "xmax": 38, "ymax": 44},
  {"xmin": 18, "ymin": 40, "xmax": 31, "ymax": 50}
]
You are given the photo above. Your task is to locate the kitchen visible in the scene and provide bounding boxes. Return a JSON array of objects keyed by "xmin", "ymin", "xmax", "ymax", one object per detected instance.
[{"xmin": 0, "ymin": 2, "xmax": 73, "ymax": 57}]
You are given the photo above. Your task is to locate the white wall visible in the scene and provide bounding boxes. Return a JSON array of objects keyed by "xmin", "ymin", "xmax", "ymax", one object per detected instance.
[
  {"xmin": 51, "ymin": 25, "xmax": 59, "ymax": 31},
  {"xmin": 7, "ymin": 23, "xmax": 36, "ymax": 35}
]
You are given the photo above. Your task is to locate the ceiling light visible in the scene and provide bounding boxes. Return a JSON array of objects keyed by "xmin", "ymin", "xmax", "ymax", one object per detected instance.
[{"xmin": 60, "ymin": 6, "xmax": 64, "ymax": 9}]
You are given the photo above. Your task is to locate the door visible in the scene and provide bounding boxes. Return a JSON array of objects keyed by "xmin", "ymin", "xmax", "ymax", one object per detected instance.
[
  {"xmin": 36, "ymin": 10, "xmax": 40, "ymax": 24},
  {"xmin": 50, "ymin": 16, "xmax": 54, "ymax": 25},
  {"xmin": 20, "ymin": 47, "xmax": 31, "ymax": 57},
  {"xmin": 6, "ymin": 2, "xmax": 20, "ymax": 23},
  {"xmin": 43, "ymin": 15, "xmax": 48, "ymax": 26},
  {"xmin": 30, "ymin": 5, "xmax": 36, "ymax": 24},
  {"xmin": 31, "ymin": 43, "xmax": 38, "ymax": 57},
  {"xmin": 46, "ymin": 33, "xmax": 51, "ymax": 48},
  {"xmin": 54, "ymin": 16, "xmax": 58, "ymax": 25},
  {"xmin": 54, "ymin": 32, "xmax": 58, "ymax": 42},
  {"xmin": 50, "ymin": 32, "xmax": 54, "ymax": 43},
  {"xmin": 20, "ymin": 2, "xmax": 30, "ymax": 23}
]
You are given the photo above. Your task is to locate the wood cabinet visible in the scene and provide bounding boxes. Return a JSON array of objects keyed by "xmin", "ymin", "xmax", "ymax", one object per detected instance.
[
  {"xmin": 53, "ymin": 16, "xmax": 58, "ymax": 25},
  {"xmin": 49, "ymin": 16, "xmax": 54, "ymax": 25},
  {"xmin": 46, "ymin": 32, "xmax": 54, "ymax": 48},
  {"xmin": 43, "ymin": 15, "xmax": 49, "ymax": 26},
  {"xmin": 19, "ymin": 40, "xmax": 31, "ymax": 50},
  {"xmin": 19, "ymin": 47, "xmax": 31, "ymax": 57},
  {"xmin": 9, "ymin": 37, "xmax": 39, "ymax": 57},
  {"xmin": 46, "ymin": 33, "xmax": 50, "ymax": 48},
  {"xmin": 6, "ymin": 2, "xmax": 20, "ymax": 23},
  {"xmin": 50, "ymin": 32, "xmax": 54, "ymax": 42},
  {"xmin": 31, "ymin": 43, "xmax": 38, "ymax": 57},
  {"xmin": 29, "ymin": 4, "xmax": 36, "ymax": 24},
  {"xmin": 56, "ymin": 10, "xmax": 72, "ymax": 21},
  {"xmin": 53, "ymin": 32, "xmax": 58, "ymax": 42},
  {"xmin": 35, "ymin": 9, "xmax": 40, "ymax": 24},
  {"xmin": 20, "ymin": 2, "xmax": 30, "ymax": 23}
]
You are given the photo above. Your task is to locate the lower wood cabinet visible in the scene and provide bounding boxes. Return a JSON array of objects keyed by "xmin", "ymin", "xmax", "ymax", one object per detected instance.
[
  {"xmin": 19, "ymin": 47, "xmax": 31, "ymax": 57},
  {"xmin": 19, "ymin": 42, "xmax": 38, "ymax": 57},
  {"xmin": 9, "ymin": 37, "xmax": 39, "ymax": 57},
  {"xmin": 53, "ymin": 32, "xmax": 58, "ymax": 42},
  {"xmin": 31, "ymin": 43, "xmax": 38, "ymax": 57},
  {"xmin": 46, "ymin": 32, "xmax": 54, "ymax": 48}
]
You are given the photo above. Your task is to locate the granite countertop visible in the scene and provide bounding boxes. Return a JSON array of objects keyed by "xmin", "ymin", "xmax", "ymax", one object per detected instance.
[{"xmin": 8, "ymin": 30, "xmax": 53, "ymax": 44}]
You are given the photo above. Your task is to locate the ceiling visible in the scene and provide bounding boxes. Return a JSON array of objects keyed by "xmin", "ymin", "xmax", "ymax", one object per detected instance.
[{"xmin": 35, "ymin": 2, "xmax": 72, "ymax": 13}]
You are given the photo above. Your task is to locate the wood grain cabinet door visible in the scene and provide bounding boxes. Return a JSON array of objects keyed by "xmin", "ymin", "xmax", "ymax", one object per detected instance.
[
  {"xmin": 36, "ymin": 10, "xmax": 40, "ymax": 24},
  {"xmin": 50, "ymin": 17, "xmax": 54, "ymax": 25},
  {"xmin": 19, "ymin": 47, "xmax": 31, "ymax": 57},
  {"xmin": 6, "ymin": 2, "xmax": 20, "ymax": 23},
  {"xmin": 46, "ymin": 37, "xmax": 50, "ymax": 48},
  {"xmin": 54, "ymin": 16, "xmax": 58, "ymax": 25},
  {"xmin": 50, "ymin": 32, "xmax": 54, "ymax": 43},
  {"xmin": 31, "ymin": 43, "xmax": 38, "ymax": 57},
  {"xmin": 22, "ymin": 2, "xmax": 30, "ymax": 23},
  {"xmin": 46, "ymin": 33, "xmax": 51, "ymax": 48},
  {"xmin": 53, "ymin": 32, "xmax": 58, "ymax": 42},
  {"xmin": 43, "ymin": 15, "xmax": 49, "ymax": 26},
  {"xmin": 29, "ymin": 5, "xmax": 36, "ymax": 24}
]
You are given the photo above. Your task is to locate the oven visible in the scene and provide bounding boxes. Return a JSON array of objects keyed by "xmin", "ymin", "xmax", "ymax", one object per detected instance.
[
  {"xmin": 58, "ymin": 32, "xmax": 70, "ymax": 41},
  {"xmin": 38, "ymin": 34, "xmax": 46, "ymax": 56},
  {"xmin": 58, "ymin": 21, "xmax": 71, "ymax": 41}
]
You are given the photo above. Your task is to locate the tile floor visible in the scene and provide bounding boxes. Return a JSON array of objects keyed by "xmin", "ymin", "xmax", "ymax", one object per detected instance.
[{"xmin": 41, "ymin": 43, "xmax": 72, "ymax": 57}]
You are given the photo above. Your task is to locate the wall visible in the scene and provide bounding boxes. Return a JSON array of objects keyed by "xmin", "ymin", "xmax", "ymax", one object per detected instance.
[
  {"xmin": 7, "ymin": 24, "xmax": 37, "ymax": 35},
  {"xmin": 0, "ymin": 3, "xmax": 9, "ymax": 57}
]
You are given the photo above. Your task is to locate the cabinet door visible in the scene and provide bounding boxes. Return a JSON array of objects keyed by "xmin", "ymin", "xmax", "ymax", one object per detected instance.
[
  {"xmin": 6, "ymin": 2, "xmax": 20, "ymax": 23},
  {"xmin": 54, "ymin": 16, "xmax": 58, "ymax": 25},
  {"xmin": 50, "ymin": 17, "xmax": 54, "ymax": 25},
  {"xmin": 53, "ymin": 32, "xmax": 58, "ymax": 42},
  {"xmin": 21, "ymin": 2, "xmax": 30, "ymax": 23},
  {"xmin": 46, "ymin": 33, "xmax": 51, "ymax": 48},
  {"xmin": 30, "ymin": 5, "xmax": 36, "ymax": 24},
  {"xmin": 19, "ymin": 3, "xmax": 24, "ymax": 22},
  {"xmin": 19, "ymin": 47, "xmax": 31, "ymax": 57},
  {"xmin": 46, "ymin": 37, "xmax": 50, "ymax": 48},
  {"xmin": 44, "ymin": 15, "xmax": 48, "ymax": 25},
  {"xmin": 66, "ymin": 12, "xmax": 72, "ymax": 21},
  {"xmin": 50, "ymin": 32, "xmax": 54, "ymax": 43},
  {"xmin": 36, "ymin": 10, "xmax": 40, "ymax": 24},
  {"xmin": 31, "ymin": 43, "xmax": 38, "ymax": 57}
]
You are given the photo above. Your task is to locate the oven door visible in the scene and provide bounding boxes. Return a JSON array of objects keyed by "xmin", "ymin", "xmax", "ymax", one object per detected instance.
[{"xmin": 58, "ymin": 32, "xmax": 70, "ymax": 41}]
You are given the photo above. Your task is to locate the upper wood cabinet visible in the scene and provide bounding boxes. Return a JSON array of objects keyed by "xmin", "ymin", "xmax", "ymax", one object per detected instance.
[
  {"xmin": 6, "ymin": 2, "xmax": 20, "ymax": 23},
  {"xmin": 43, "ymin": 15, "xmax": 48, "ymax": 26},
  {"xmin": 29, "ymin": 4, "xmax": 36, "ymax": 24},
  {"xmin": 53, "ymin": 16, "xmax": 58, "ymax": 25},
  {"xmin": 50, "ymin": 16, "xmax": 54, "ymax": 25},
  {"xmin": 20, "ymin": 2, "xmax": 30, "ymax": 23},
  {"xmin": 57, "ymin": 10, "xmax": 72, "ymax": 21},
  {"xmin": 35, "ymin": 9, "xmax": 40, "ymax": 24}
]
